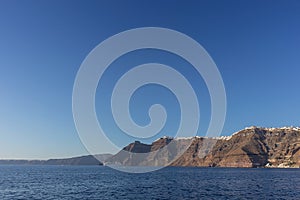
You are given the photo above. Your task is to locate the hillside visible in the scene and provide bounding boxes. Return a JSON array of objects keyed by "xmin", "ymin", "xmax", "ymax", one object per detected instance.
[{"xmin": 105, "ymin": 127, "xmax": 300, "ymax": 168}]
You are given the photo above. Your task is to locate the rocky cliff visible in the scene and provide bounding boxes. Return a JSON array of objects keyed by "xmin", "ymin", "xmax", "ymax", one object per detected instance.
[{"xmin": 105, "ymin": 127, "xmax": 300, "ymax": 168}]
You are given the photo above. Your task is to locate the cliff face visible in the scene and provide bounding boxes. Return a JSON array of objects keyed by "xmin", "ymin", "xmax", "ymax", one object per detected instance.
[{"xmin": 105, "ymin": 127, "xmax": 300, "ymax": 168}]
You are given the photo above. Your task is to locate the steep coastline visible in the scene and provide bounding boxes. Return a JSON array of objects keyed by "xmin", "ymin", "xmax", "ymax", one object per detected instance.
[
  {"xmin": 1, "ymin": 127, "xmax": 299, "ymax": 168},
  {"xmin": 106, "ymin": 126, "xmax": 300, "ymax": 168}
]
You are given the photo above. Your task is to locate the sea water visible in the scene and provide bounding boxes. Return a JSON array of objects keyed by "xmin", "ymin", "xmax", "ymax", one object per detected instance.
[{"xmin": 0, "ymin": 165, "xmax": 299, "ymax": 199}]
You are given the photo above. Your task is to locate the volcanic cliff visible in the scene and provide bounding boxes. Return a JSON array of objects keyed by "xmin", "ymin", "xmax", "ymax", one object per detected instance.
[{"xmin": 105, "ymin": 126, "xmax": 300, "ymax": 168}]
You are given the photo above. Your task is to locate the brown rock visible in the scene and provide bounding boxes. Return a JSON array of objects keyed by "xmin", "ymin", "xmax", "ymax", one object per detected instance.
[{"xmin": 105, "ymin": 126, "xmax": 300, "ymax": 168}]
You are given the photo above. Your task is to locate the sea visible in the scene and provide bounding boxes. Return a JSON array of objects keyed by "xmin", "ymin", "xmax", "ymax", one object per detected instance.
[{"xmin": 0, "ymin": 165, "xmax": 299, "ymax": 199}]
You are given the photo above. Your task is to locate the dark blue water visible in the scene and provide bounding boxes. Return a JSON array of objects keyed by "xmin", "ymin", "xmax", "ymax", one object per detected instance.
[{"xmin": 0, "ymin": 165, "xmax": 299, "ymax": 200}]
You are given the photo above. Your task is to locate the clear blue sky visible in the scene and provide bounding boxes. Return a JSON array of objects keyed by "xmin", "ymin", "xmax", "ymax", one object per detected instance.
[{"xmin": 0, "ymin": 0, "xmax": 299, "ymax": 159}]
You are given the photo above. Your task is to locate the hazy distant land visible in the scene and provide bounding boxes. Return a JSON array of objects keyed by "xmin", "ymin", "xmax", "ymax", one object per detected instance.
[{"xmin": 0, "ymin": 154, "xmax": 112, "ymax": 166}]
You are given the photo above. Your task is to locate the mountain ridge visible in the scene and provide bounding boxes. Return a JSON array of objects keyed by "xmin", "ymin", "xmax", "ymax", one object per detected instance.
[
  {"xmin": 2, "ymin": 126, "xmax": 299, "ymax": 168},
  {"xmin": 106, "ymin": 126, "xmax": 300, "ymax": 168}
]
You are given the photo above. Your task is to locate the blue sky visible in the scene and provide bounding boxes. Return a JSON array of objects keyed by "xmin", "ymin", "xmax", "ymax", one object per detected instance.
[{"xmin": 0, "ymin": 0, "xmax": 300, "ymax": 159}]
